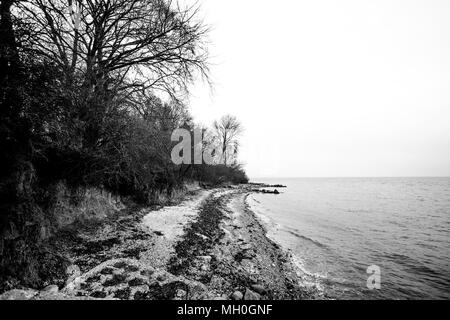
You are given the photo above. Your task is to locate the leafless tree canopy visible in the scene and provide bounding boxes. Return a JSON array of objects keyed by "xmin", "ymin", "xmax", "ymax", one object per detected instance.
[
  {"xmin": 213, "ymin": 114, "xmax": 243, "ymax": 166},
  {"xmin": 10, "ymin": 0, "xmax": 209, "ymax": 150},
  {"xmin": 16, "ymin": 0, "xmax": 209, "ymax": 99}
]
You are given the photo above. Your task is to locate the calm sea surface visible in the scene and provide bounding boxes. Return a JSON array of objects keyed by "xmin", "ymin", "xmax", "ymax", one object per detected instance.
[{"xmin": 247, "ymin": 177, "xmax": 450, "ymax": 299}]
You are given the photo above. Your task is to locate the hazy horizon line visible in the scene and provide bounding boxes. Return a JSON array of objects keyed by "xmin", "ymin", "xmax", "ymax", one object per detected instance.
[{"xmin": 249, "ymin": 176, "xmax": 450, "ymax": 180}]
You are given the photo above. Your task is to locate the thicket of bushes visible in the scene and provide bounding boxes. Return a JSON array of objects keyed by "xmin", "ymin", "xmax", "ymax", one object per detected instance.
[{"xmin": 0, "ymin": 0, "xmax": 247, "ymax": 290}]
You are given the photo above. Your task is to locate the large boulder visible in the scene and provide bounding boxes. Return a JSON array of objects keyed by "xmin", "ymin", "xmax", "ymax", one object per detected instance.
[{"xmin": 243, "ymin": 288, "xmax": 260, "ymax": 300}]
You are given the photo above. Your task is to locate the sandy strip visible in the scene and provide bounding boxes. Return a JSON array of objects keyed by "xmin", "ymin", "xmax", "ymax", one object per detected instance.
[
  {"xmin": 142, "ymin": 190, "xmax": 212, "ymax": 242},
  {"xmin": 139, "ymin": 190, "xmax": 213, "ymax": 269}
]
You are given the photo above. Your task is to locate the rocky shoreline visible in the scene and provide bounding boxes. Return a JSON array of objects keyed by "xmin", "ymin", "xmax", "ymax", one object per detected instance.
[{"xmin": 0, "ymin": 185, "xmax": 317, "ymax": 300}]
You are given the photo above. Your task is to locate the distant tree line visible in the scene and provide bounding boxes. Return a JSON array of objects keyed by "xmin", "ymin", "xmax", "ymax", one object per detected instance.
[{"xmin": 0, "ymin": 0, "xmax": 247, "ymax": 289}]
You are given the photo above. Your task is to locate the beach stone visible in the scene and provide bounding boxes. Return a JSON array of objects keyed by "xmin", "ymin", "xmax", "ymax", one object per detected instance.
[
  {"xmin": 197, "ymin": 255, "xmax": 212, "ymax": 271},
  {"xmin": 66, "ymin": 264, "xmax": 81, "ymax": 278},
  {"xmin": 250, "ymin": 284, "xmax": 267, "ymax": 295},
  {"xmin": 65, "ymin": 264, "xmax": 81, "ymax": 286},
  {"xmin": 230, "ymin": 291, "xmax": 243, "ymax": 300},
  {"xmin": 249, "ymin": 276, "xmax": 259, "ymax": 284},
  {"xmin": 112, "ymin": 268, "xmax": 124, "ymax": 275},
  {"xmin": 156, "ymin": 274, "xmax": 167, "ymax": 282},
  {"xmin": 195, "ymin": 233, "xmax": 209, "ymax": 240},
  {"xmin": 64, "ymin": 276, "xmax": 83, "ymax": 292},
  {"xmin": 175, "ymin": 289, "xmax": 187, "ymax": 299},
  {"xmin": 128, "ymin": 277, "xmax": 146, "ymax": 287},
  {"xmin": 239, "ymin": 249, "xmax": 255, "ymax": 259},
  {"xmin": 197, "ymin": 255, "xmax": 212, "ymax": 261},
  {"xmin": 42, "ymin": 285, "xmax": 59, "ymax": 294},
  {"xmin": 140, "ymin": 268, "xmax": 155, "ymax": 278},
  {"xmin": 0, "ymin": 289, "xmax": 39, "ymax": 300},
  {"xmin": 185, "ymin": 282, "xmax": 209, "ymax": 300},
  {"xmin": 244, "ymin": 289, "xmax": 260, "ymax": 300}
]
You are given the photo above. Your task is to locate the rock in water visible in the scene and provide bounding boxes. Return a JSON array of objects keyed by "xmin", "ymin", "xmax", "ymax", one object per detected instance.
[{"xmin": 273, "ymin": 189, "xmax": 279, "ymax": 194}]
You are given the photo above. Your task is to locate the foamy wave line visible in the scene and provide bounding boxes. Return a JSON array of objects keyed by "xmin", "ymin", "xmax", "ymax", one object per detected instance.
[
  {"xmin": 290, "ymin": 253, "xmax": 327, "ymax": 295},
  {"xmin": 290, "ymin": 254, "xmax": 327, "ymax": 280},
  {"xmin": 246, "ymin": 194, "xmax": 327, "ymax": 296}
]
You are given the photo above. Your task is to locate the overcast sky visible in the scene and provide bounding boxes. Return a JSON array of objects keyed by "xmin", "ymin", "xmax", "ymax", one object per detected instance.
[{"xmin": 187, "ymin": 0, "xmax": 450, "ymax": 178}]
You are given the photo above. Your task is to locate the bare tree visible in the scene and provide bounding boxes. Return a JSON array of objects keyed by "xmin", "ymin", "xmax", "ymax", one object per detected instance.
[
  {"xmin": 15, "ymin": 0, "xmax": 209, "ymax": 148},
  {"xmin": 17, "ymin": 0, "xmax": 209, "ymax": 91},
  {"xmin": 213, "ymin": 114, "xmax": 242, "ymax": 166}
]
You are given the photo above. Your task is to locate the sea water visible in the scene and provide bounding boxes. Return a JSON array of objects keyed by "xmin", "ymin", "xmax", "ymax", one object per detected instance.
[{"xmin": 247, "ymin": 177, "xmax": 450, "ymax": 299}]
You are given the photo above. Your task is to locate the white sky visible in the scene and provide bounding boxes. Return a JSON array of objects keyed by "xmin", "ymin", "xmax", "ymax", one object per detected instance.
[{"xmin": 187, "ymin": 0, "xmax": 450, "ymax": 178}]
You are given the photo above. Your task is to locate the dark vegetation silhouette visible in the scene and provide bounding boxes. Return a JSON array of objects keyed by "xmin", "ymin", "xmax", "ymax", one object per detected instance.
[{"xmin": 0, "ymin": 0, "xmax": 247, "ymax": 290}]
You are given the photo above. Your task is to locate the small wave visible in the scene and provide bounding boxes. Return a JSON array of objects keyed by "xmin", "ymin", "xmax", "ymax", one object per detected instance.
[
  {"xmin": 286, "ymin": 229, "xmax": 329, "ymax": 250},
  {"xmin": 382, "ymin": 252, "xmax": 450, "ymax": 287},
  {"xmin": 346, "ymin": 209, "xmax": 372, "ymax": 214},
  {"xmin": 291, "ymin": 255, "xmax": 327, "ymax": 280},
  {"xmin": 289, "ymin": 254, "xmax": 327, "ymax": 296},
  {"xmin": 387, "ymin": 253, "xmax": 426, "ymax": 267},
  {"xmin": 251, "ymin": 198, "xmax": 261, "ymax": 204}
]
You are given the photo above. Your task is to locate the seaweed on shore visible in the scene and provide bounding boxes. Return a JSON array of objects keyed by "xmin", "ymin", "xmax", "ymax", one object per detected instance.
[{"xmin": 168, "ymin": 192, "xmax": 226, "ymax": 276}]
